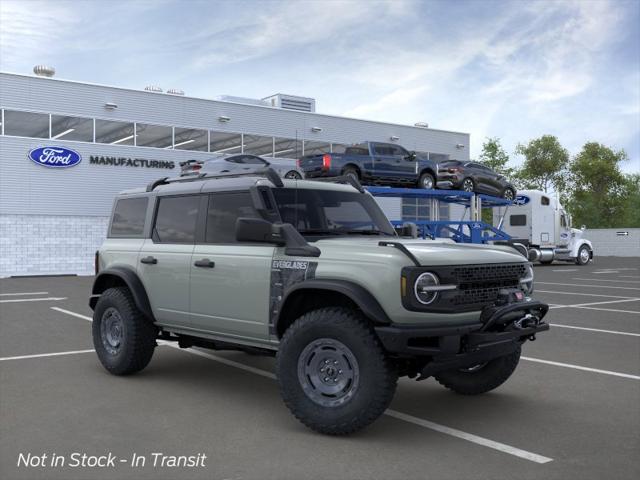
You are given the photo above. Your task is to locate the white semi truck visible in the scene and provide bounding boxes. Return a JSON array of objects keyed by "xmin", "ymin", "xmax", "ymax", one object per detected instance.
[{"xmin": 493, "ymin": 190, "xmax": 593, "ymax": 265}]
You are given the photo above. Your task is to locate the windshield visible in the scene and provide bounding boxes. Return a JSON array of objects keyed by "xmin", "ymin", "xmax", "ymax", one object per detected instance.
[{"xmin": 272, "ymin": 188, "xmax": 396, "ymax": 237}]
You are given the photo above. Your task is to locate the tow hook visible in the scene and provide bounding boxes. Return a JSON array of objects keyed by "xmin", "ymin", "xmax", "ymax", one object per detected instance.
[
  {"xmin": 514, "ymin": 313, "xmax": 539, "ymax": 330},
  {"xmin": 529, "ymin": 334, "xmax": 537, "ymax": 341}
]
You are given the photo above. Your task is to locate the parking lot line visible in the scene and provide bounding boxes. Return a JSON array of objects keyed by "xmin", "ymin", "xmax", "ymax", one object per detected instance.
[
  {"xmin": 0, "ymin": 349, "xmax": 94, "ymax": 362},
  {"xmin": 570, "ymin": 306, "xmax": 640, "ymax": 315},
  {"xmin": 0, "ymin": 296, "xmax": 67, "ymax": 303},
  {"xmin": 536, "ymin": 290, "xmax": 637, "ymax": 299},
  {"xmin": 521, "ymin": 357, "xmax": 640, "ymax": 380},
  {"xmin": 551, "ymin": 269, "xmax": 578, "ymax": 272},
  {"xmin": 572, "ymin": 278, "xmax": 640, "ymax": 284},
  {"xmin": 550, "ymin": 324, "xmax": 640, "ymax": 337},
  {"xmin": 549, "ymin": 298, "xmax": 640, "ymax": 310},
  {"xmin": 0, "ymin": 291, "xmax": 49, "ymax": 296},
  {"xmin": 51, "ymin": 306, "xmax": 92, "ymax": 321},
  {"xmin": 536, "ymin": 282, "xmax": 640, "ymax": 291},
  {"xmin": 619, "ymin": 275, "xmax": 640, "ymax": 279}
]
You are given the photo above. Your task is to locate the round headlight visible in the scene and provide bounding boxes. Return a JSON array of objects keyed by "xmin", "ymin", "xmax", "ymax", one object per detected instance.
[
  {"xmin": 520, "ymin": 263, "xmax": 534, "ymax": 295},
  {"xmin": 414, "ymin": 272, "xmax": 440, "ymax": 305}
]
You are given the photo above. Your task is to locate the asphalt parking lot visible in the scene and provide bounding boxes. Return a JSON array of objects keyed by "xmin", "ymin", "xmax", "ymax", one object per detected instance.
[{"xmin": 1, "ymin": 257, "xmax": 639, "ymax": 480}]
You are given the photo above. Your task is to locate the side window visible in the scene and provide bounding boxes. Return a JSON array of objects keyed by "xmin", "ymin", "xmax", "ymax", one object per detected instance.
[
  {"xmin": 373, "ymin": 144, "xmax": 393, "ymax": 155},
  {"xmin": 541, "ymin": 196, "xmax": 550, "ymax": 206},
  {"xmin": 205, "ymin": 193, "xmax": 260, "ymax": 244},
  {"xmin": 390, "ymin": 145, "xmax": 409, "ymax": 157},
  {"xmin": 110, "ymin": 197, "xmax": 148, "ymax": 237},
  {"xmin": 154, "ymin": 195, "xmax": 200, "ymax": 244},
  {"xmin": 510, "ymin": 215, "xmax": 527, "ymax": 226},
  {"xmin": 561, "ymin": 215, "xmax": 567, "ymax": 228}
]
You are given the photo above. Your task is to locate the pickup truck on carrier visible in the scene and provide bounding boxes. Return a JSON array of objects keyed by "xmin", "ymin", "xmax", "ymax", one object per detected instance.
[{"xmin": 299, "ymin": 141, "xmax": 439, "ymax": 189}]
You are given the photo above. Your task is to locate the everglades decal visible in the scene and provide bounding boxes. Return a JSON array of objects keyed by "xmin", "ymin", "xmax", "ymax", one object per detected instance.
[{"xmin": 269, "ymin": 259, "xmax": 317, "ymax": 335}]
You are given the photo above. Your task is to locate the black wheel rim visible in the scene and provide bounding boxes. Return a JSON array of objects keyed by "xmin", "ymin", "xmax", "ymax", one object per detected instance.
[
  {"xmin": 285, "ymin": 171, "xmax": 301, "ymax": 179},
  {"xmin": 101, "ymin": 307, "xmax": 124, "ymax": 355},
  {"xmin": 297, "ymin": 338, "xmax": 360, "ymax": 407},
  {"xmin": 463, "ymin": 179, "xmax": 474, "ymax": 192}
]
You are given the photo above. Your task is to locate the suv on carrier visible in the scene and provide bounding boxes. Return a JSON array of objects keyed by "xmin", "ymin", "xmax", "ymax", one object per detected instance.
[{"xmin": 90, "ymin": 169, "xmax": 549, "ymax": 435}]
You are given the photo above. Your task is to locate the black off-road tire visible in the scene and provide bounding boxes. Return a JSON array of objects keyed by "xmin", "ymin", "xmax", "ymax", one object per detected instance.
[
  {"xmin": 418, "ymin": 172, "xmax": 435, "ymax": 189},
  {"xmin": 434, "ymin": 346, "xmax": 521, "ymax": 395},
  {"xmin": 276, "ymin": 307, "xmax": 398, "ymax": 435},
  {"xmin": 92, "ymin": 287, "xmax": 157, "ymax": 376}
]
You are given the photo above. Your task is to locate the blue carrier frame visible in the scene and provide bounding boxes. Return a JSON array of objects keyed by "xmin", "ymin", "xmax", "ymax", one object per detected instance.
[{"xmin": 365, "ymin": 187, "xmax": 513, "ymax": 244}]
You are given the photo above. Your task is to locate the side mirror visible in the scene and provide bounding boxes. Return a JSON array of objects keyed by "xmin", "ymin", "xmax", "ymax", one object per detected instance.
[
  {"xmin": 236, "ymin": 217, "xmax": 320, "ymax": 257},
  {"xmin": 395, "ymin": 222, "xmax": 418, "ymax": 238},
  {"xmin": 405, "ymin": 151, "xmax": 417, "ymax": 161},
  {"xmin": 236, "ymin": 218, "xmax": 283, "ymax": 245}
]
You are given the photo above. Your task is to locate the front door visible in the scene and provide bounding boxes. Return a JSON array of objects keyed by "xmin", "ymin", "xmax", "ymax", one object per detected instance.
[{"xmin": 189, "ymin": 192, "xmax": 274, "ymax": 341}]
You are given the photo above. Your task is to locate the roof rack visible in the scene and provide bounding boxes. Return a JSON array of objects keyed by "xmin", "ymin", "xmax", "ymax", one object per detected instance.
[
  {"xmin": 146, "ymin": 167, "xmax": 284, "ymax": 192},
  {"xmin": 310, "ymin": 175, "xmax": 365, "ymax": 193}
]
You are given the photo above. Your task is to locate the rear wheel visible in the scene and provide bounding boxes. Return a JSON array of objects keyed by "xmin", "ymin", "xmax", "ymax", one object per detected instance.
[
  {"xmin": 461, "ymin": 177, "xmax": 475, "ymax": 192},
  {"xmin": 285, "ymin": 170, "xmax": 302, "ymax": 180},
  {"xmin": 418, "ymin": 172, "xmax": 435, "ymax": 189},
  {"xmin": 576, "ymin": 245, "xmax": 591, "ymax": 265},
  {"xmin": 502, "ymin": 188, "xmax": 515, "ymax": 201},
  {"xmin": 276, "ymin": 307, "xmax": 397, "ymax": 435},
  {"xmin": 92, "ymin": 287, "xmax": 157, "ymax": 375},
  {"xmin": 434, "ymin": 347, "xmax": 521, "ymax": 395}
]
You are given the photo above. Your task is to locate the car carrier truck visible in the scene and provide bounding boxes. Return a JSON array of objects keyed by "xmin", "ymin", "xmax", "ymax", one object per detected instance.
[{"xmin": 493, "ymin": 190, "xmax": 594, "ymax": 265}]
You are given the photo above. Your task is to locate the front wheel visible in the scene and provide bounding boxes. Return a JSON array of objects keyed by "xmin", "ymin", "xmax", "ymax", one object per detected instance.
[
  {"xmin": 576, "ymin": 245, "xmax": 591, "ymax": 265},
  {"xmin": 276, "ymin": 307, "xmax": 397, "ymax": 435},
  {"xmin": 92, "ymin": 287, "xmax": 157, "ymax": 375},
  {"xmin": 434, "ymin": 347, "xmax": 521, "ymax": 395},
  {"xmin": 418, "ymin": 172, "xmax": 435, "ymax": 189}
]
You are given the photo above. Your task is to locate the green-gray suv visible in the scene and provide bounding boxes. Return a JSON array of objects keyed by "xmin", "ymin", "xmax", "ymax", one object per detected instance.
[{"xmin": 90, "ymin": 168, "xmax": 549, "ymax": 435}]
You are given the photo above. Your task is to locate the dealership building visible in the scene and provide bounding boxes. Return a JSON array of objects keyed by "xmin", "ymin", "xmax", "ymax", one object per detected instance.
[{"xmin": 0, "ymin": 69, "xmax": 470, "ymax": 277}]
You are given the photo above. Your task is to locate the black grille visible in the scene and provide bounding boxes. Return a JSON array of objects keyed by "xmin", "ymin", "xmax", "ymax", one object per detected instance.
[{"xmin": 445, "ymin": 263, "xmax": 525, "ymax": 309}]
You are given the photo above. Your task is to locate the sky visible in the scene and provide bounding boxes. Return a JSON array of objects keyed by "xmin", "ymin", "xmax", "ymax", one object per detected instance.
[{"xmin": 1, "ymin": 0, "xmax": 639, "ymax": 173}]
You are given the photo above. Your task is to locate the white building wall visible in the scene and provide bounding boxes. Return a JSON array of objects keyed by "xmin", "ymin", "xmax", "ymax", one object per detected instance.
[
  {"xmin": 586, "ymin": 228, "xmax": 640, "ymax": 258},
  {"xmin": 0, "ymin": 215, "xmax": 108, "ymax": 276}
]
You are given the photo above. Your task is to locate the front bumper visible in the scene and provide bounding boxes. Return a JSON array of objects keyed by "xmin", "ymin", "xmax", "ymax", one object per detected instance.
[{"xmin": 375, "ymin": 298, "xmax": 549, "ymax": 378}]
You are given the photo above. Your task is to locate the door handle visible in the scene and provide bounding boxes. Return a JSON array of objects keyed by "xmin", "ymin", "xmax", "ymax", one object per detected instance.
[
  {"xmin": 140, "ymin": 256, "xmax": 157, "ymax": 265},
  {"xmin": 194, "ymin": 259, "xmax": 215, "ymax": 268}
]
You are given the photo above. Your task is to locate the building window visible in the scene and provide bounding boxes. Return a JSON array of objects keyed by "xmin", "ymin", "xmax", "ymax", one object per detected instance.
[
  {"xmin": 401, "ymin": 199, "xmax": 449, "ymax": 221},
  {"xmin": 3, "ymin": 110, "xmax": 49, "ymax": 138},
  {"xmin": 51, "ymin": 114, "xmax": 93, "ymax": 142},
  {"xmin": 273, "ymin": 137, "xmax": 302, "ymax": 158},
  {"xmin": 173, "ymin": 127, "xmax": 208, "ymax": 151},
  {"xmin": 135, "ymin": 123, "xmax": 173, "ymax": 148},
  {"xmin": 210, "ymin": 131, "xmax": 243, "ymax": 154},
  {"xmin": 244, "ymin": 134, "xmax": 274, "ymax": 156},
  {"xmin": 303, "ymin": 141, "xmax": 331, "ymax": 156},
  {"xmin": 95, "ymin": 119, "xmax": 135, "ymax": 145}
]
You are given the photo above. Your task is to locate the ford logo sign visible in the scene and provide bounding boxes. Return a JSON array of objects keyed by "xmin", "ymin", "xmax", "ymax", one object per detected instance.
[
  {"xmin": 514, "ymin": 195, "xmax": 530, "ymax": 206},
  {"xmin": 28, "ymin": 146, "xmax": 82, "ymax": 168}
]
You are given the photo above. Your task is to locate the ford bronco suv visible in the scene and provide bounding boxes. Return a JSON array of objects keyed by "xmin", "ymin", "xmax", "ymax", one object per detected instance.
[{"xmin": 90, "ymin": 168, "xmax": 549, "ymax": 435}]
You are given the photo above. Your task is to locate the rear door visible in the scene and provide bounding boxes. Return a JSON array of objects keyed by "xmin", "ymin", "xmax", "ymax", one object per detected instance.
[
  {"xmin": 137, "ymin": 194, "xmax": 201, "ymax": 327},
  {"xmin": 189, "ymin": 191, "xmax": 274, "ymax": 341},
  {"xmin": 371, "ymin": 143, "xmax": 397, "ymax": 180}
]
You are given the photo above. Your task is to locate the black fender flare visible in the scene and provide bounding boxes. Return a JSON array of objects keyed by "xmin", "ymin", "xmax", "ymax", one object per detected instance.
[
  {"xmin": 89, "ymin": 267, "xmax": 154, "ymax": 321},
  {"xmin": 275, "ymin": 279, "xmax": 391, "ymax": 335},
  {"xmin": 419, "ymin": 167, "xmax": 436, "ymax": 179}
]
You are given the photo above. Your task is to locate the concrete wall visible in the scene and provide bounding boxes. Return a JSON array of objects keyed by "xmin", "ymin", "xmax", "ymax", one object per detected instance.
[{"xmin": 585, "ymin": 228, "xmax": 640, "ymax": 258}]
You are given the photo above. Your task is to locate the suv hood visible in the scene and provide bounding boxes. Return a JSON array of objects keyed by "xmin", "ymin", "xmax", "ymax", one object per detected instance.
[{"xmin": 312, "ymin": 237, "xmax": 526, "ymax": 266}]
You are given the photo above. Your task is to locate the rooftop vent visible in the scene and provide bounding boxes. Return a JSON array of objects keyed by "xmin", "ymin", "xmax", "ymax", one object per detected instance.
[
  {"xmin": 33, "ymin": 65, "xmax": 55, "ymax": 77},
  {"xmin": 414, "ymin": 122, "xmax": 429, "ymax": 128},
  {"xmin": 144, "ymin": 85, "xmax": 163, "ymax": 93},
  {"xmin": 216, "ymin": 95, "xmax": 270, "ymax": 107},
  {"xmin": 262, "ymin": 94, "xmax": 316, "ymax": 113},
  {"xmin": 167, "ymin": 88, "xmax": 185, "ymax": 96}
]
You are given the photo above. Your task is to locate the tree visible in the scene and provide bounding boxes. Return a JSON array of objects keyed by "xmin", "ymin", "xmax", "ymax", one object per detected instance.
[
  {"xmin": 566, "ymin": 142, "xmax": 629, "ymax": 228},
  {"xmin": 514, "ymin": 135, "xmax": 569, "ymax": 193},
  {"xmin": 479, "ymin": 137, "xmax": 514, "ymax": 177},
  {"xmin": 619, "ymin": 174, "xmax": 640, "ymax": 228}
]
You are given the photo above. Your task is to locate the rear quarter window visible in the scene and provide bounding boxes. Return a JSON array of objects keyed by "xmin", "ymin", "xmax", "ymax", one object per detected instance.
[{"xmin": 109, "ymin": 197, "xmax": 148, "ymax": 237}]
